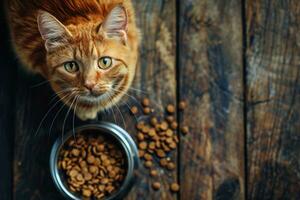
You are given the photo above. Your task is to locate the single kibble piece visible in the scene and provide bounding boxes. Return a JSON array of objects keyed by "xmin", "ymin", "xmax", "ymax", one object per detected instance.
[
  {"xmin": 150, "ymin": 170, "xmax": 158, "ymax": 177},
  {"xmin": 166, "ymin": 104, "xmax": 175, "ymax": 114},
  {"xmin": 144, "ymin": 153, "xmax": 153, "ymax": 161},
  {"xmin": 138, "ymin": 150, "xmax": 145, "ymax": 158},
  {"xmin": 148, "ymin": 129, "xmax": 156, "ymax": 137},
  {"xmin": 82, "ymin": 189, "xmax": 92, "ymax": 197},
  {"xmin": 97, "ymin": 144, "xmax": 105, "ymax": 152},
  {"xmin": 169, "ymin": 142, "xmax": 177, "ymax": 149},
  {"xmin": 142, "ymin": 126, "xmax": 150, "ymax": 133},
  {"xmin": 166, "ymin": 129, "xmax": 173, "ymax": 137},
  {"xmin": 83, "ymin": 172, "xmax": 93, "ymax": 181},
  {"xmin": 130, "ymin": 106, "xmax": 139, "ymax": 114},
  {"xmin": 69, "ymin": 169, "xmax": 78, "ymax": 178},
  {"xmin": 137, "ymin": 132, "xmax": 144, "ymax": 141},
  {"xmin": 160, "ymin": 158, "xmax": 168, "ymax": 167},
  {"xmin": 148, "ymin": 142, "xmax": 156, "ymax": 150},
  {"xmin": 136, "ymin": 121, "xmax": 145, "ymax": 130},
  {"xmin": 143, "ymin": 107, "xmax": 151, "ymax": 114},
  {"xmin": 160, "ymin": 121, "xmax": 169, "ymax": 131},
  {"xmin": 170, "ymin": 122, "xmax": 178, "ymax": 130},
  {"xmin": 156, "ymin": 149, "xmax": 166, "ymax": 158},
  {"xmin": 152, "ymin": 182, "xmax": 161, "ymax": 190},
  {"xmin": 87, "ymin": 155, "xmax": 95, "ymax": 164},
  {"xmin": 150, "ymin": 117, "xmax": 158, "ymax": 126},
  {"xmin": 167, "ymin": 162, "xmax": 176, "ymax": 170},
  {"xmin": 144, "ymin": 161, "xmax": 153, "ymax": 168},
  {"xmin": 181, "ymin": 126, "xmax": 189, "ymax": 135},
  {"xmin": 139, "ymin": 141, "xmax": 148, "ymax": 150},
  {"xmin": 71, "ymin": 149, "xmax": 80, "ymax": 157},
  {"xmin": 142, "ymin": 98, "xmax": 150, "ymax": 107},
  {"xmin": 179, "ymin": 101, "xmax": 187, "ymax": 110},
  {"xmin": 170, "ymin": 183, "xmax": 180, "ymax": 192},
  {"xmin": 89, "ymin": 165, "xmax": 98, "ymax": 174}
]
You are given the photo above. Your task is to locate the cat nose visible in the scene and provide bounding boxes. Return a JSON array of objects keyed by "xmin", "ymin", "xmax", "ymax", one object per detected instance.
[{"xmin": 84, "ymin": 80, "xmax": 96, "ymax": 91}]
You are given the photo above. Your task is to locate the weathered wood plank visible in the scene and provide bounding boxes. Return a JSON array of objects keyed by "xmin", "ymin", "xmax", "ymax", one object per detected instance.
[
  {"xmin": 121, "ymin": 1, "xmax": 178, "ymax": 199},
  {"xmin": 13, "ymin": 1, "xmax": 177, "ymax": 200},
  {"xmin": 0, "ymin": 2, "xmax": 16, "ymax": 200},
  {"xmin": 178, "ymin": 0, "xmax": 245, "ymax": 199},
  {"xmin": 14, "ymin": 70, "xmax": 69, "ymax": 199},
  {"xmin": 246, "ymin": 0, "xmax": 300, "ymax": 199}
]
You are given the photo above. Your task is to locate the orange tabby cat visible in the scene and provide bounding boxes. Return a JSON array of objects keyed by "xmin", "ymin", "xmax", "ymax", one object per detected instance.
[{"xmin": 7, "ymin": 0, "xmax": 140, "ymax": 120}]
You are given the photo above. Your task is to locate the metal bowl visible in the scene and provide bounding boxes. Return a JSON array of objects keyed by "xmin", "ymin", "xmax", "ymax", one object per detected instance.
[{"xmin": 50, "ymin": 122, "xmax": 140, "ymax": 200}]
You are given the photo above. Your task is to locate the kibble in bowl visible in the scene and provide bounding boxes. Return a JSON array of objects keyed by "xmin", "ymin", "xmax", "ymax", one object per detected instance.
[{"xmin": 50, "ymin": 122, "xmax": 139, "ymax": 200}]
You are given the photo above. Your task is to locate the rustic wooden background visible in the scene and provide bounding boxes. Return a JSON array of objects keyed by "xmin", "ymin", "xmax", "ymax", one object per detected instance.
[{"xmin": 0, "ymin": 0, "xmax": 299, "ymax": 199}]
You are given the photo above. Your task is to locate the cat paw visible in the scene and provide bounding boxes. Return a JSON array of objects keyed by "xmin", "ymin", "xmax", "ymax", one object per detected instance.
[{"xmin": 76, "ymin": 111, "xmax": 98, "ymax": 121}]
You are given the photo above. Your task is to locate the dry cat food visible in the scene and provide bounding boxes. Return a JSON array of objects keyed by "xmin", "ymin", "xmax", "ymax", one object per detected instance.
[
  {"xmin": 131, "ymin": 98, "xmax": 189, "ymax": 193},
  {"xmin": 57, "ymin": 133, "xmax": 126, "ymax": 199}
]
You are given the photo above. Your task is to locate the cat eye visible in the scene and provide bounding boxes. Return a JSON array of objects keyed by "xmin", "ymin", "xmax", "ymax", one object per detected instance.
[
  {"xmin": 64, "ymin": 61, "xmax": 79, "ymax": 73},
  {"xmin": 98, "ymin": 57, "xmax": 113, "ymax": 69}
]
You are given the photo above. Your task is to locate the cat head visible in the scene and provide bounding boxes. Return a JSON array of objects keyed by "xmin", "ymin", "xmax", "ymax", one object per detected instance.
[{"xmin": 37, "ymin": 5, "xmax": 139, "ymax": 120}]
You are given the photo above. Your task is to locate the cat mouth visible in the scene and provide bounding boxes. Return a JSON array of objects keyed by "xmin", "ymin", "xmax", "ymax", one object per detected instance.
[{"xmin": 65, "ymin": 77, "xmax": 126, "ymax": 108}]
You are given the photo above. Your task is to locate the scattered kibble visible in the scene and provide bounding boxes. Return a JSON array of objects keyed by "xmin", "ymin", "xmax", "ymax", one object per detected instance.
[
  {"xmin": 132, "ymin": 97, "xmax": 187, "ymax": 194},
  {"xmin": 179, "ymin": 101, "xmax": 187, "ymax": 110},
  {"xmin": 150, "ymin": 170, "xmax": 158, "ymax": 177},
  {"xmin": 143, "ymin": 107, "xmax": 151, "ymax": 114},
  {"xmin": 144, "ymin": 161, "xmax": 153, "ymax": 168},
  {"xmin": 160, "ymin": 158, "xmax": 168, "ymax": 167},
  {"xmin": 57, "ymin": 134, "xmax": 126, "ymax": 199},
  {"xmin": 150, "ymin": 117, "xmax": 158, "ymax": 126},
  {"xmin": 167, "ymin": 162, "xmax": 176, "ymax": 171},
  {"xmin": 130, "ymin": 106, "xmax": 139, "ymax": 114},
  {"xmin": 139, "ymin": 141, "xmax": 148, "ymax": 150},
  {"xmin": 170, "ymin": 183, "xmax": 180, "ymax": 192},
  {"xmin": 170, "ymin": 122, "xmax": 178, "ymax": 130},
  {"xmin": 142, "ymin": 98, "xmax": 150, "ymax": 107},
  {"xmin": 166, "ymin": 104, "xmax": 175, "ymax": 114},
  {"xmin": 181, "ymin": 126, "xmax": 189, "ymax": 135},
  {"xmin": 152, "ymin": 182, "xmax": 161, "ymax": 190}
]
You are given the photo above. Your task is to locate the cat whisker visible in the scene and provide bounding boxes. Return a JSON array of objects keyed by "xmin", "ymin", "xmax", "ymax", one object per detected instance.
[
  {"xmin": 113, "ymin": 97, "xmax": 126, "ymax": 130},
  {"xmin": 122, "ymin": 88, "xmax": 163, "ymax": 112},
  {"xmin": 62, "ymin": 94, "xmax": 78, "ymax": 139},
  {"xmin": 34, "ymin": 92, "xmax": 72, "ymax": 137},
  {"xmin": 72, "ymin": 95, "xmax": 80, "ymax": 139},
  {"xmin": 119, "ymin": 98, "xmax": 138, "ymax": 123},
  {"xmin": 30, "ymin": 78, "xmax": 55, "ymax": 88},
  {"xmin": 107, "ymin": 92, "xmax": 118, "ymax": 125},
  {"xmin": 48, "ymin": 91, "xmax": 79, "ymax": 137},
  {"xmin": 110, "ymin": 87, "xmax": 143, "ymax": 109},
  {"xmin": 49, "ymin": 88, "xmax": 81, "ymax": 105}
]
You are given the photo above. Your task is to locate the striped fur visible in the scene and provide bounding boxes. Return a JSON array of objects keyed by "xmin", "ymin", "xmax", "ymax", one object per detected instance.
[{"xmin": 7, "ymin": 0, "xmax": 140, "ymax": 120}]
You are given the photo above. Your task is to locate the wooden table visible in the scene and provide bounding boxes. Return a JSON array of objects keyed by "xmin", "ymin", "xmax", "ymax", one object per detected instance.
[{"xmin": 0, "ymin": 0, "xmax": 299, "ymax": 199}]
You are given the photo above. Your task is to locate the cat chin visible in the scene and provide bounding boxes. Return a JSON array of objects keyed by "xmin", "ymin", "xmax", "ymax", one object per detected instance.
[
  {"xmin": 76, "ymin": 109, "xmax": 98, "ymax": 121},
  {"xmin": 73, "ymin": 88, "xmax": 128, "ymax": 121}
]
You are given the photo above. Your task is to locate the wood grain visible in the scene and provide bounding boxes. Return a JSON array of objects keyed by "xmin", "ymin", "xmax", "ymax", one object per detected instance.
[
  {"xmin": 178, "ymin": 0, "xmax": 245, "ymax": 199},
  {"xmin": 246, "ymin": 0, "xmax": 300, "ymax": 199},
  {"xmin": 7, "ymin": 0, "xmax": 300, "ymax": 199},
  {"xmin": 12, "ymin": 0, "xmax": 177, "ymax": 200},
  {"xmin": 96, "ymin": 0, "xmax": 178, "ymax": 199},
  {"xmin": 119, "ymin": 1, "xmax": 178, "ymax": 199},
  {"xmin": 13, "ymin": 70, "xmax": 69, "ymax": 199}
]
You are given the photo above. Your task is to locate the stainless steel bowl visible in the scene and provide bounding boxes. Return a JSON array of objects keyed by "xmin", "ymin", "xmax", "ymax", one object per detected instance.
[{"xmin": 50, "ymin": 122, "xmax": 140, "ymax": 200}]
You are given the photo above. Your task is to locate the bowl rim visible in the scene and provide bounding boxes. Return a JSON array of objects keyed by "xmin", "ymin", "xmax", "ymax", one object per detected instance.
[{"xmin": 50, "ymin": 122, "xmax": 139, "ymax": 200}]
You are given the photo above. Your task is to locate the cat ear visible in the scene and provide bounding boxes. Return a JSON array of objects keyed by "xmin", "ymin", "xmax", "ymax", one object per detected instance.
[
  {"xmin": 100, "ymin": 5, "xmax": 128, "ymax": 44},
  {"xmin": 37, "ymin": 11, "xmax": 72, "ymax": 51}
]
